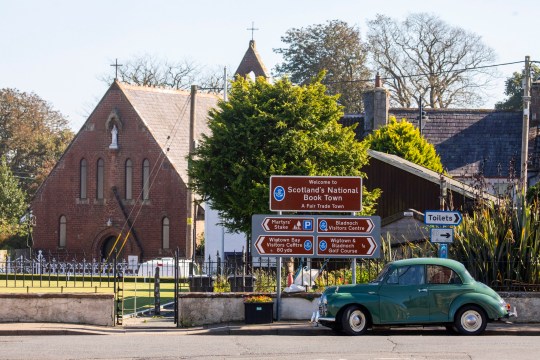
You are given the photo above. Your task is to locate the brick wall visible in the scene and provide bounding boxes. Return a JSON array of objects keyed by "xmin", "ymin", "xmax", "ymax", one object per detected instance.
[{"xmin": 31, "ymin": 86, "xmax": 188, "ymax": 261}]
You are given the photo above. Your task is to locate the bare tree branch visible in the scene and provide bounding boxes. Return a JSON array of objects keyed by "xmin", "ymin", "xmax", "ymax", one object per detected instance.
[{"xmin": 367, "ymin": 13, "xmax": 496, "ymax": 108}]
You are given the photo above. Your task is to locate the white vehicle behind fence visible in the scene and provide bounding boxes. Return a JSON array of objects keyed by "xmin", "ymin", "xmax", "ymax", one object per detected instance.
[{"xmin": 137, "ymin": 258, "xmax": 193, "ymax": 278}]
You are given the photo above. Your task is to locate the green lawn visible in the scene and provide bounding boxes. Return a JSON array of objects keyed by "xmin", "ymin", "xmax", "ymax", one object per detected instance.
[{"xmin": 0, "ymin": 276, "xmax": 189, "ymax": 314}]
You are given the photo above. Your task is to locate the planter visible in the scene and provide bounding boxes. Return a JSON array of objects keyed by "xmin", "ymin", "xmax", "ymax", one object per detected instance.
[{"xmin": 244, "ymin": 302, "xmax": 274, "ymax": 324}]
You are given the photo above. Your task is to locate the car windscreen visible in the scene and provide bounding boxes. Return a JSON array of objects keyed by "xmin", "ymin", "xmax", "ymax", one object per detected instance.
[{"xmin": 371, "ymin": 264, "xmax": 391, "ymax": 283}]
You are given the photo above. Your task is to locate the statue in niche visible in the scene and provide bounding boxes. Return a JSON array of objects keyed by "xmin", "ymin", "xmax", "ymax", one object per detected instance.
[{"xmin": 109, "ymin": 124, "xmax": 118, "ymax": 149}]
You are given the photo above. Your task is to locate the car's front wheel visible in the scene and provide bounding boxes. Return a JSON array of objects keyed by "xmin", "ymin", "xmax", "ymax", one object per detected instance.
[
  {"xmin": 341, "ymin": 306, "xmax": 369, "ymax": 335},
  {"xmin": 454, "ymin": 305, "xmax": 487, "ymax": 335}
]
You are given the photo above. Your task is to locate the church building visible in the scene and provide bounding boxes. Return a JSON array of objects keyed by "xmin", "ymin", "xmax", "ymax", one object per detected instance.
[{"xmin": 30, "ymin": 81, "xmax": 218, "ymax": 261}]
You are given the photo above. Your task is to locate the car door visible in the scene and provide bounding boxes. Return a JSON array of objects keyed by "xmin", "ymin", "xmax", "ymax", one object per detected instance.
[
  {"xmin": 426, "ymin": 265, "xmax": 468, "ymax": 322},
  {"xmin": 378, "ymin": 264, "xmax": 430, "ymax": 324}
]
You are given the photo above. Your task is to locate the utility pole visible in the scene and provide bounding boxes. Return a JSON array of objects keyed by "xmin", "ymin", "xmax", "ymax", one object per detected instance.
[
  {"xmin": 521, "ymin": 56, "xmax": 531, "ymax": 200},
  {"xmin": 187, "ymin": 85, "xmax": 197, "ymax": 262},
  {"xmin": 419, "ymin": 98, "xmax": 423, "ymax": 136},
  {"xmin": 223, "ymin": 67, "xmax": 228, "ymax": 101}
]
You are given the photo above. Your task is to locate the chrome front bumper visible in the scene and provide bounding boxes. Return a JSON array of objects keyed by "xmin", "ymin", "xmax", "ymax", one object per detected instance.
[{"xmin": 310, "ymin": 310, "xmax": 335, "ymax": 324}]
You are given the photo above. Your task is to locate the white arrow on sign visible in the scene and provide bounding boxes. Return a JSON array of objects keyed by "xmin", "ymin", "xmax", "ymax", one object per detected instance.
[
  {"xmin": 425, "ymin": 211, "xmax": 462, "ymax": 226},
  {"xmin": 366, "ymin": 237, "xmax": 377, "ymax": 255},
  {"xmin": 255, "ymin": 236, "xmax": 266, "ymax": 254}
]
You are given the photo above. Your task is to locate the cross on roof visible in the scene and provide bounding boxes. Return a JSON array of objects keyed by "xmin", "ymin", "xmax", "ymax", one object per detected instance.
[
  {"xmin": 247, "ymin": 21, "xmax": 259, "ymax": 41},
  {"xmin": 110, "ymin": 58, "xmax": 123, "ymax": 80}
]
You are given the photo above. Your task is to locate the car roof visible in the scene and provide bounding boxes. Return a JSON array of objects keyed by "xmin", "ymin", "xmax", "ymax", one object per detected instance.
[{"xmin": 390, "ymin": 257, "xmax": 465, "ymax": 270}]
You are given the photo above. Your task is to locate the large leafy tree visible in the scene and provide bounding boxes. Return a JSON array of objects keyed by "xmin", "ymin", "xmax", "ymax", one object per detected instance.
[
  {"xmin": 363, "ymin": 116, "xmax": 444, "ymax": 173},
  {"xmin": 188, "ymin": 74, "xmax": 380, "ymax": 235},
  {"xmin": 274, "ymin": 20, "xmax": 372, "ymax": 113},
  {"xmin": 367, "ymin": 13, "xmax": 496, "ymax": 108},
  {"xmin": 0, "ymin": 156, "xmax": 28, "ymax": 246},
  {"xmin": 0, "ymin": 88, "xmax": 74, "ymax": 196},
  {"xmin": 495, "ymin": 64, "xmax": 540, "ymax": 110}
]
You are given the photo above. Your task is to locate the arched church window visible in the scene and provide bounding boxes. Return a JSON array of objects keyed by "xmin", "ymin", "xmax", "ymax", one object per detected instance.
[
  {"xmin": 97, "ymin": 158, "xmax": 104, "ymax": 199},
  {"xmin": 59, "ymin": 215, "xmax": 67, "ymax": 248},
  {"xmin": 162, "ymin": 217, "xmax": 170, "ymax": 249},
  {"xmin": 142, "ymin": 159, "xmax": 150, "ymax": 200},
  {"xmin": 80, "ymin": 158, "xmax": 87, "ymax": 199},
  {"xmin": 125, "ymin": 159, "xmax": 133, "ymax": 200}
]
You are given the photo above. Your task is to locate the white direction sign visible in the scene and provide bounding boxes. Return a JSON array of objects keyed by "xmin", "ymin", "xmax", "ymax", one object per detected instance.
[
  {"xmin": 425, "ymin": 210, "xmax": 462, "ymax": 226},
  {"xmin": 430, "ymin": 228, "xmax": 454, "ymax": 243}
]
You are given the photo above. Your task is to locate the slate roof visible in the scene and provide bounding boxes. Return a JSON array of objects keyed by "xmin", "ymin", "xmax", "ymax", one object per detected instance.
[
  {"xmin": 119, "ymin": 82, "xmax": 219, "ymax": 184},
  {"xmin": 388, "ymin": 108, "xmax": 523, "ymax": 179}
]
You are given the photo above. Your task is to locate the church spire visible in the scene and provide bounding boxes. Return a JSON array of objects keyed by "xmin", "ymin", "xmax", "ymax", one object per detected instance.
[{"xmin": 235, "ymin": 34, "xmax": 270, "ymax": 80}]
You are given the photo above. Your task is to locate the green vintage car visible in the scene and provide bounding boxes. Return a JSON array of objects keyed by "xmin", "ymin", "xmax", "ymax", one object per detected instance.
[{"xmin": 312, "ymin": 258, "xmax": 516, "ymax": 335}]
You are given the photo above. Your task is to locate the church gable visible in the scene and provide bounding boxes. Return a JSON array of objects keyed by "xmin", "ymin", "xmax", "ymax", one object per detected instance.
[{"xmin": 30, "ymin": 81, "xmax": 218, "ymax": 261}]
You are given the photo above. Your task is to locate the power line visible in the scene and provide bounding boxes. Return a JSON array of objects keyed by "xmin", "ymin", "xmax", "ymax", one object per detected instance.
[{"xmin": 324, "ymin": 60, "xmax": 527, "ymax": 85}]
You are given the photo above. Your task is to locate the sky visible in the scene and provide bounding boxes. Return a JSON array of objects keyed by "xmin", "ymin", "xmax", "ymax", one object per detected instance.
[{"xmin": 1, "ymin": 0, "xmax": 539, "ymax": 131}]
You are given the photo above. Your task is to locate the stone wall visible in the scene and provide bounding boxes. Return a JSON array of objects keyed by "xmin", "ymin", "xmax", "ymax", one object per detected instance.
[
  {"xmin": 179, "ymin": 292, "xmax": 540, "ymax": 326},
  {"xmin": 0, "ymin": 293, "xmax": 114, "ymax": 326},
  {"xmin": 500, "ymin": 292, "xmax": 540, "ymax": 323},
  {"xmin": 178, "ymin": 292, "xmax": 320, "ymax": 327}
]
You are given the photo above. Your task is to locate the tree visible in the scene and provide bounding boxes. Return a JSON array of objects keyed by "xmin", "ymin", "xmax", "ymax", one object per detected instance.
[
  {"xmin": 367, "ymin": 13, "xmax": 496, "ymax": 109},
  {"xmin": 0, "ymin": 88, "xmax": 74, "ymax": 196},
  {"xmin": 188, "ymin": 74, "xmax": 380, "ymax": 236},
  {"xmin": 363, "ymin": 116, "xmax": 444, "ymax": 173},
  {"xmin": 0, "ymin": 156, "xmax": 28, "ymax": 246},
  {"xmin": 495, "ymin": 64, "xmax": 540, "ymax": 110},
  {"xmin": 274, "ymin": 20, "xmax": 372, "ymax": 113},
  {"xmin": 101, "ymin": 54, "xmax": 225, "ymax": 94}
]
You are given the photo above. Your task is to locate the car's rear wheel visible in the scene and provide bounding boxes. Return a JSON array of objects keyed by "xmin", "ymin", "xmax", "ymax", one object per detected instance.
[
  {"xmin": 341, "ymin": 306, "xmax": 369, "ymax": 336},
  {"xmin": 454, "ymin": 305, "xmax": 487, "ymax": 335}
]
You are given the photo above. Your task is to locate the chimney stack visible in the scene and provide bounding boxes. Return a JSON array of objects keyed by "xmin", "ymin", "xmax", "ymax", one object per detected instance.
[{"xmin": 363, "ymin": 73, "xmax": 389, "ymax": 132}]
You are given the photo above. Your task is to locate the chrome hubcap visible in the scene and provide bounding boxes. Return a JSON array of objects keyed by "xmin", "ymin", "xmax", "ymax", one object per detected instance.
[
  {"xmin": 461, "ymin": 310, "xmax": 482, "ymax": 332},
  {"xmin": 349, "ymin": 310, "xmax": 366, "ymax": 332}
]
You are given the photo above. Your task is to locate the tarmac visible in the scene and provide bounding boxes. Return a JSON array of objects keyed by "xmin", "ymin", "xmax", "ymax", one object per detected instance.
[{"xmin": 1, "ymin": 308, "xmax": 540, "ymax": 336}]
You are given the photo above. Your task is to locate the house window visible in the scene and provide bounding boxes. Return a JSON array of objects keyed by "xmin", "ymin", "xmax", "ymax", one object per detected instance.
[
  {"xmin": 80, "ymin": 159, "xmax": 87, "ymax": 199},
  {"xmin": 142, "ymin": 159, "xmax": 150, "ymax": 200},
  {"xmin": 125, "ymin": 159, "xmax": 133, "ymax": 200},
  {"xmin": 59, "ymin": 215, "xmax": 67, "ymax": 248},
  {"xmin": 162, "ymin": 217, "xmax": 170, "ymax": 249},
  {"xmin": 97, "ymin": 158, "xmax": 104, "ymax": 199}
]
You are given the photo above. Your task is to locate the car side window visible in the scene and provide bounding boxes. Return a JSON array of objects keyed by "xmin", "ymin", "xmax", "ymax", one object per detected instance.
[
  {"xmin": 427, "ymin": 265, "xmax": 462, "ymax": 284},
  {"xmin": 386, "ymin": 265, "xmax": 425, "ymax": 285}
]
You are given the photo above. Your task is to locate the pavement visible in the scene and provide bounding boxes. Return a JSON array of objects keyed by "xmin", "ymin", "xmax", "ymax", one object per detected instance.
[{"xmin": 1, "ymin": 309, "xmax": 540, "ymax": 336}]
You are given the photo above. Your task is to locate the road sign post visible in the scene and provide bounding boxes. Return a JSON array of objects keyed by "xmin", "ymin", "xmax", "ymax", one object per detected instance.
[
  {"xmin": 270, "ymin": 176, "xmax": 362, "ymax": 212},
  {"xmin": 425, "ymin": 210, "xmax": 462, "ymax": 259},
  {"xmin": 317, "ymin": 236, "xmax": 378, "ymax": 257},
  {"xmin": 430, "ymin": 228, "xmax": 454, "ymax": 243},
  {"xmin": 252, "ymin": 215, "xmax": 381, "ymax": 258},
  {"xmin": 424, "ymin": 210, "xmax": 462, "ymax": 226},
  {"xmin": 254, "ymin": 235, "xmax": 315, "ymax": 256}
]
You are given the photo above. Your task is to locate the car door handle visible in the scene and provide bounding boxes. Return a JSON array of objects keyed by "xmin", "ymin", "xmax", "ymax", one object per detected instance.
[
  {"xmin": 417, "ymin": 288, "xmax": 428, "ymax": 293},
  {"xmin": 368, "ymin": 291, "xmax": 376, "ymax": 295}
]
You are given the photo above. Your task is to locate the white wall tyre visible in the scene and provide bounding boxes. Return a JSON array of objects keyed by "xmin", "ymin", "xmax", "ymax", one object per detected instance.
[
  {"xmin": 341, "ymin": 306, "xmax": 369, "ymax": 336},
  {"xmin": 454, "ymin": 305, "xmax": 487, "ymax": 335}
]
